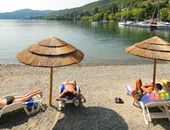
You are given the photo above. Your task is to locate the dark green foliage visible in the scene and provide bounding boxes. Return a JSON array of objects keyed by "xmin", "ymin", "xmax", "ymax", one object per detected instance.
[
  {"xmin": 43, "ymin": 0, "xmax": 169, "ymax": 22},
  {"xmin": 160, "ymin": 7, "xmax": 170, "ymax": 21}
]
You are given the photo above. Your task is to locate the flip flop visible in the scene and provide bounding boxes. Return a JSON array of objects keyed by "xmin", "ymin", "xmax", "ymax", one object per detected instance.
[
  {"xmin": 115, "ymin": 97, "xmax": 124, "ymax": 104},
  {"xmin": 118, "ymin": 98, "xmax": 124, "ymax": 104},
  {"xmin": 115, "ymin": 97, "xmax": 119, "ymax": 103}
]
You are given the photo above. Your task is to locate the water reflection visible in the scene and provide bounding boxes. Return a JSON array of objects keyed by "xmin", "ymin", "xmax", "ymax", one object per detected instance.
[
  {"xmin": 118, "ymin": 24, "xmax": 170, "ymax": 42},
  {"xmin": 0, "ymin": 20, "xmax": 170, "ymax": 65}
]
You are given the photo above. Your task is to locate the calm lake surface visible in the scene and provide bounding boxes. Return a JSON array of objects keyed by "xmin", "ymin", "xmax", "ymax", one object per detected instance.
[{"xmin": 0, "ymin": 19, "xmax": 170, "ymax": 65}]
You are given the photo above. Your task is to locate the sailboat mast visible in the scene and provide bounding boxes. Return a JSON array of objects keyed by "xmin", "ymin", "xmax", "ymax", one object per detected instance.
[
  {"xmin": 120, "ymin": 3, "xmax": 123, "ymax": 20},
  {"xmin": 157, "ymin": 0, "xmax": 160, "ymax": 22},
  {"xmin": 151, "ymin": 0, "xmax": 159, "ymax": 23}
]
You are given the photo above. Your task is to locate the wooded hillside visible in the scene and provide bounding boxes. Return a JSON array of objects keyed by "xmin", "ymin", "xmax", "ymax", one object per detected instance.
[{"xmin": 44, "ymin": 0, "xmax": 170, "ymax": 22}]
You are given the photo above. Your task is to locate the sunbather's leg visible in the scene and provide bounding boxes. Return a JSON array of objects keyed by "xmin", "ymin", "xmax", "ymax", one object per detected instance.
[
  {"xmin": 24, "ymin": 89, "xmax": 42, "ymax": 97},
  {"xmin": 13, "ymin": 90, "xmax": 42, "ymax": 103},
  {"xmin": 14, "ymin": 89, "xmax": 42, "ymax": 99},
  {"xmin": 135, "ymin": 79, "xmax": 143, "ymax": 92}
]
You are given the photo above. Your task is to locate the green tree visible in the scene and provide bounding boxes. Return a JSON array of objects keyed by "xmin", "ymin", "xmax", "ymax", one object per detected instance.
[
  {"xmin": 160, "ymin": 8, "xmax": 170, "ymax": 21},
  {"xmin": 107, "ymin": 13, "xmax": 114, "ymax": 21},
  {"xmin": 115, "ymin": 12, "xmax": 121, "ymax": 20},
  {"xmin": 94, "ymin": 7, "xmax": 99, "ymax": 14},
  {"xmin": 145, "ymin": 3, "xmax": 154, "ymax": 19},
  {"xmin": 43, "ymin": 0, "xmax": 170, "ymax": 22},
  {"xmin": 132, "ymin": 8, "xmax": 145, "ymax": 21},
  {"xmin": 110, "ymin": 3, "xmax": 118, "ymax": 13},
  {"xmin": 168, "ymin": 14, "xmax": 170, "ymax": 21},
  {"xmin": 81, "ymin": 16, "xmax": 92, "ymax": 21},
  {"xmin": 121, "ymin": 10, "xmax": 133, "ymax": 20}
]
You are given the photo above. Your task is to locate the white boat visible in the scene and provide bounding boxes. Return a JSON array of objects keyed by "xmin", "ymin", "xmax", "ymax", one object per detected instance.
[
  {"xmin": 118, "ymin": 21, "xmax": 135, "ymax": 26},
  {"xmin": 118, "ymin": 21, "xmax": 126, "ymax": 26},
  {"xmin": 101, "ymin": 20, "xmax": 108, "ymax": 23},
  {"xmin": 137, "ymin": 21, "xmax": 150, "ymax": 28},
  {"xmin": 118, "ymin": 1, "xmax": 170, "ymax": 30},
  {"xmin": 91, "ymin": 21, "xmax": 98, "ymax": 26},
  {"xmin": 126, "ymin": 21, "xmax": 134, "ymax": 25},
  {"xmin": 156, "ymin": 22, "xmax": 170, "ymax": 29},
  {"xmin": 149, "ymin": 1, "xmax": 170, "ymax": 30}
]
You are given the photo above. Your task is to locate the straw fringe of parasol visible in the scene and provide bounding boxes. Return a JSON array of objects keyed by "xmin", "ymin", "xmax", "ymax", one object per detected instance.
[
  {"xmin": 18, "ymin": 36, "xmax": 84, "ymax": 67},
  {"xmin": 29, "ymin": 44, "xmax": 76, "ymax": 55},
  {"xmin": 126, "ymin": 36, "xmax": 170, "ymax": 60},
  {"xmin": 126, "ymin": 36, "xmax": 170, "ymax": 87},
  {"xmin": 18, "ymin": 49, "xmax": 83, "ymax": 67},
  {"xmin": 17, "ymin": 36, "xmax": 84, "ymax": 105}
]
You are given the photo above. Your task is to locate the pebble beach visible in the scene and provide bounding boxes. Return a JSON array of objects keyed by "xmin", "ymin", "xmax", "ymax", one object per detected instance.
[{"xmin": 0, "ymin": 63, "xmax": 170, "ymax": 130}]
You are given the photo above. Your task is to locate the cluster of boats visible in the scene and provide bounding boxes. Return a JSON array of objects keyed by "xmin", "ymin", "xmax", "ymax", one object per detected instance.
[{"xmin": 118, "ymin": 21, "xmax": 170, "ymax": 30}]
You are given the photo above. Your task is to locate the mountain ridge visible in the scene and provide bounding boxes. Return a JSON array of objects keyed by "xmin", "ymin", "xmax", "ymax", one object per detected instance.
[
  {"xmin": 0, "ymin": 0, "xmax": 170, "ymax": 21},
  {"xmin": 0, "ymin": 9, "xmax": 55, "ymax": 19}
]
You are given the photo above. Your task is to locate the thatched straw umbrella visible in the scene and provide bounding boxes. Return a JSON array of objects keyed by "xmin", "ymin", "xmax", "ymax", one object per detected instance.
[
  {"xmin": 126, "ymin": 36, "xmax": 170, "ymax": 87},
  {"xmin": 17, "ymin": 36, "xmax": 84, "ymax": 106}
]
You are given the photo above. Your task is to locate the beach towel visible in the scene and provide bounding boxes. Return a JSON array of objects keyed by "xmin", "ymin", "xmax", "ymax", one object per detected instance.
[
  {"xmin": 126, "ymin": 84, "xmax": 134, "ymax": 95},
  {"xmin": 25, "ymin": 98, "xmax": 37, "ymax": 107}
]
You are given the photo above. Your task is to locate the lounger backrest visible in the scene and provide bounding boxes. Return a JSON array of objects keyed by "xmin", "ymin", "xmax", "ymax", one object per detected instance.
[
  {"xmin": 1, "ymin": 102, "xmax": 25, "ymax": 115},
  {"xmin": 0, "ymin": 95, "xmax": 42, "ymax": 118},
  {"xmin": 76, "ymin": 86, "xmax": 80, "ymax": 94}
]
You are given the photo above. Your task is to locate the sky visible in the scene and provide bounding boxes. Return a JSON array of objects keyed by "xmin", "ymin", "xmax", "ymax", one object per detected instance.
[{"xmin": 0, "ymin": 0, "xmax": 97, "ymax": 13}]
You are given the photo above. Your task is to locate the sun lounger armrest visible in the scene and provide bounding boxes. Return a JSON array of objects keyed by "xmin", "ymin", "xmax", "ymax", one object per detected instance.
[
  {"xmin": 60, "ymin": 96, "xmax": 76, "ymax": 100},
  {"xmin": 143, "ymin": 100, "xmax": 170, "ymax": 107},
  {"xmin": 23, "ymin": 96, "xmax": 42, "ymax": 106},
  {"xmin": 23, "ymin": 100, "xmax": 36, "ymax": 105},
  {"xmin": 60, "ymin": 98, "xmax": 67, "ymax": 101}
]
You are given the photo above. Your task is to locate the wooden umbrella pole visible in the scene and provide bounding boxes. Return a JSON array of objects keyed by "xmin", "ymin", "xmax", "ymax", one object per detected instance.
[
  {"xmin": 153, "ymin": 59, "xmax": 156, "ymax": 87},
  {"xmin": 49, "ymin": 67, "xmax": 53, "ymax": 106}
]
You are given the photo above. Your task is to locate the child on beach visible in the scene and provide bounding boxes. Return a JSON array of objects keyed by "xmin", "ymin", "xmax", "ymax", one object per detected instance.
[{"xmin": 0, "ymin": 89, "xmax": 43, "ymax": 109}]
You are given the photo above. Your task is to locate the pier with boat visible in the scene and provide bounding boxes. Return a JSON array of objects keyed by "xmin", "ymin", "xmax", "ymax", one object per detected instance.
[
  {"xmin": 118, "ymin": 0, "xmax": 170, "ymax": 30},
  {"xmin": 118, "ymin": 20, "xmax": 170, "ymax": 30}
]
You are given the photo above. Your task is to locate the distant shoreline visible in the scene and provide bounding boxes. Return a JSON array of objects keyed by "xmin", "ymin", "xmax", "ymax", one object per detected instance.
[
  {"xmin": 0, "ymin": 61, "xmax": 169, "ymax": 67},
  {"xmin": 0, "ymin": 58, "xmax": 155, "ymax": 66}
]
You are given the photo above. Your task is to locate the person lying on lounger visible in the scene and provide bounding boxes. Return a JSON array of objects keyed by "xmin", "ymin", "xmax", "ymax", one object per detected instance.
[
  {"xmin": 56, "ymin": 80, "xmax": 81, "ymax": 101},
  {"xmin": 132, "ymin": 79, "xmax": 162, "ymax": 101},
  {"xmin": 0, "ymin": 89, "xmax": 43, "ymax": 109}
]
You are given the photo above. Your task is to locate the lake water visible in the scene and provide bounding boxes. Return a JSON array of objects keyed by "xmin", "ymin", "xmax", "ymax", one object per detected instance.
[{"xmin": 0, "ymin": 20, "xmax": 170, "ymax": 65}]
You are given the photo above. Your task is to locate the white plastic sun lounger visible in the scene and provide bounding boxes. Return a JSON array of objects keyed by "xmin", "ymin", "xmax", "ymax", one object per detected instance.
[
  {"xmin": 126, "ymin": 84, "xmax": 170, "ymax": 124},
  {"xmin": 139, "ymin": 100, "xmax": 170, "ymax": 124},
  {"xmin": 0, "ymin": 95, "xmax": 42, "ymax": 118},
  {"xmin": 58, "ymin": 86, "xmax": 81, "ymax": 110}
]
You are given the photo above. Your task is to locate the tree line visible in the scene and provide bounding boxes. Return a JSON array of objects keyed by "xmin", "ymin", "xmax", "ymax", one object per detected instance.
[{"xmin": 43, "ymin": 0, "xmax": 170, "ymax": 22}]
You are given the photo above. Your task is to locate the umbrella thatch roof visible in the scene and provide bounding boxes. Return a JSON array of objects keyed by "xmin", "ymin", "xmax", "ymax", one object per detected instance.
[
  {"xmin": 17, "ymin": 36, "xmax": 84, "ymax": 67},
  {"xmin": 126, "ymin": 36, "xmax": 170, "ymax": 61}
]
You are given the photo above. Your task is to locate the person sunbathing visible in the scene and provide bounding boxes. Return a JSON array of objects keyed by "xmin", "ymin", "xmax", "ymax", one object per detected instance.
[
  {"xmin": 132, "ymin": 79, "xmax": 162, "ymax": 101},
  {"xmin": 56, "ymin": 80, "xmax": 79, "ymax": 101},
  {"xmin": 0, "ymin": 89, "xmax": 42, "ymax": 109},
  {"xmin": 135, "ymin": 79, "xmax": 154, "ymax": 94}
]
